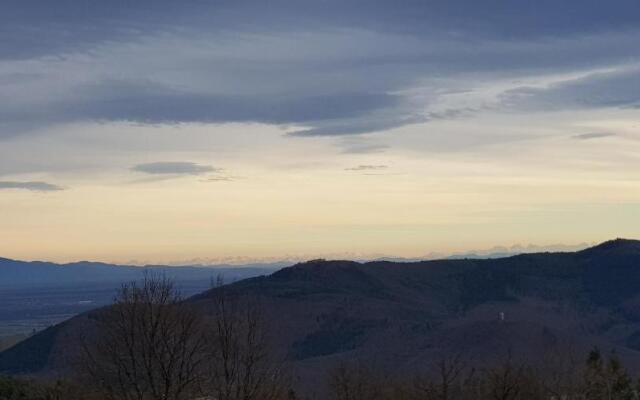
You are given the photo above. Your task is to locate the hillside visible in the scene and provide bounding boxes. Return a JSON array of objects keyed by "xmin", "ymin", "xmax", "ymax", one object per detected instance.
[{"xmin": 3, "ymin": 239, "xmax": 640, "ymax": 386}]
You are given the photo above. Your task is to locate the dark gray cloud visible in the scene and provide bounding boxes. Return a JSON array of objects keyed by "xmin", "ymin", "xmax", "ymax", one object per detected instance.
[
  {"xmin": 70, "ymin": 82, "xmax": 400, "ymax": 126},
  {"xmin": 131, "ymin": 162, "xmax": 217, "ymax": 175},
  {"xmin": 572, "ymin": 132, "xmax": 617, "ymax": 140},
  {"xmin": 0, "ymin": 181, "xmax": 63, "ymax": 191},
  {"xmin": 0, "ymin": 0, "xmax": 207, "ymax": 60},
  {"xmin": 0, "ymin": 76, "xmax": 405, "ymax": 138},
  {"xmin": 3, "ymin": 0, "xmax": 640, "ymax": 59},
  {"xmin": 1, "ymin": 1, "xmax": 640, "ymax": 142}
]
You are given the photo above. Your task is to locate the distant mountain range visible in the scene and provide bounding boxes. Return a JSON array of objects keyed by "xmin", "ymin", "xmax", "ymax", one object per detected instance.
[
  {"xmin": 3, "ymin": 239, "xmax": 640, "ymax": 389},
  {"xmin": 0, "ymin": 257, "xmax": 287, "ymax": 288},
  {"xmin": 0, "ymin": 257, "xmax": 287, "ymax": 341}
]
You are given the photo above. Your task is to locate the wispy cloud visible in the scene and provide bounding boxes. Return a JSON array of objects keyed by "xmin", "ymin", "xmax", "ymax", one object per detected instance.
[
  {"xmin": 501, "ymin": 66, "xmax": 640, "ymax": 112},
  {"xmin": 572, "ymin": 132, "xmax": 616, "ymax": 140},
  {"xmin": 131, "ymin": 162, "xmax": 217, "ymax": 175},
  {"xmin": 345, "ymin": 165, "xmax": 388, "ymax": 171},
  {"xmin": 341, "ymin": 144, "xmax": 389, "ymax": 154},
  {"xmin": 203, "ymin": 175, "xmax": 239, "ymax": 182},
  {"xmin": 0, "ymin": 181, "xmax": 63, "ymax": 192},
  {"xmin": 338, "ymin": 137, "xmax": 390, "ymax": 154}
]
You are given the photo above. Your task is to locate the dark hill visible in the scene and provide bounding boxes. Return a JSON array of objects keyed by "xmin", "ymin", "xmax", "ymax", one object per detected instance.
[
  {"xmin": 4, "ymin": 239, "xmax": 640, "ymax": 385},
  {"xmin": 579, "ymin": 238, "xmax": 640, "ymax": 256}
]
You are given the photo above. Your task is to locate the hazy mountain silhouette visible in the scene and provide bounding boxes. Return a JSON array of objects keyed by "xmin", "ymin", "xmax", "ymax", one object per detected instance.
[
  {"xmin": 0, "ymin": 257, "xmax": 286, "ymax": 288},
  {"xmin": 3, "ymin": 239, "xmax": 640, "ymax": 383}
]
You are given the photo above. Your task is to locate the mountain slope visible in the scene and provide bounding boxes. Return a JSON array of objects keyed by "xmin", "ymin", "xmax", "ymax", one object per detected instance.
[{"xmin": 3, "ymin": 239, "xmax": 640, "ymax": 381}]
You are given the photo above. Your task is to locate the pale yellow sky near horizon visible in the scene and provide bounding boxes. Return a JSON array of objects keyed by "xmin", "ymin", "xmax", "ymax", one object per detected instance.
[
  {"xmin": 2, "ymin": 3, "xmax": 640, "ymax": 264},
  {"xmin": 1, "ymin": 107, "xmax": 639, "ymax": 264},
  {"xmin": 3, "ymin": 14, "xmax": 640, "ymax": 264}
]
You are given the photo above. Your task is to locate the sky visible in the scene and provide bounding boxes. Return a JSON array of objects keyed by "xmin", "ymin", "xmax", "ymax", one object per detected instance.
[{"xmin": 1, "ymin": 0, "xmax": 639, "ymax": 264}]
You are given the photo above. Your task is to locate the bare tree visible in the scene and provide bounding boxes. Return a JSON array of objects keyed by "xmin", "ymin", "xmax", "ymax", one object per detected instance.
[
  {"xmin": 480, "ymin": 350, "xmax": 546, "ymax": 400},
  {"xmin": 538, "ymin": 344, "xmax": 584, "ymax": 400},
  {"xmin": 327, "ymin": 361, "xmax": 387, "ymax": 400},
  {"xmin": 80, "ymin": 274, "xmax": 289, "ymax": 400},
  {"xmin": 414, "ymin": 353, "xmax": 468, "ymax": 400},
  {"xmin": 81, "ymin": 274, "xmax": 209, "ymax": 400},
  {"xmin": 204, "ymin": 280, "xmax": 290, "ymax": 400}
]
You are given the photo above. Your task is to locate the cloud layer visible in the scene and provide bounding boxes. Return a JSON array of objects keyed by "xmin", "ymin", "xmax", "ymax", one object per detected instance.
[
  {"xmin": 1, "ymin": 1, "xmax": 640, "ymax": 263},
  {"xmin": 345, "ymin": 165, "xmax": 388, "ymax": 171},
  {"xmin": 0, "ymin": 181, "xmax": 63, "ymax": 192},
  {"xmin": 572, "ymin": 133, "xmax": 617, "ymax": 140},
  {"xmin": 131, "ymin": 162, "xmax": 217, "ymax": 175},
  {"xmin": 1, "ymin": 2, "xmax": 640, "ymax": 141}
]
